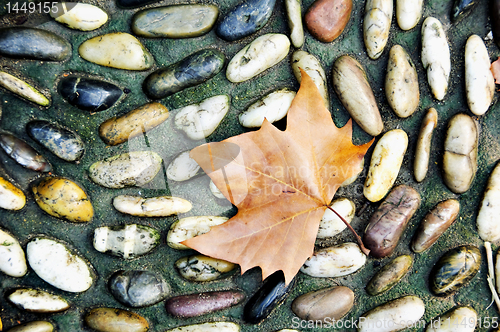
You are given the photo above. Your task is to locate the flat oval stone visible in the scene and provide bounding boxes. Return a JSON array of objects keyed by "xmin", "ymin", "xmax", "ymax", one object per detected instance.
[
  {"xmin": 478, "ymin": 163, "xmax": 500, "ymax": 242},
  {"xmin": 414, "ymin": 108, "xmax": 438, "ymax": 182},
  {"xmin": 285, "ymin": 0, "xmax": 304, "ymax": 47},
  {"xmin": 144, "ymin": 49, "xmax": 224, "ymax": 99},
  {"xmin": 79, "ymin": 33, "xmax": 154, "ymax": 70},
  {"xmin": 6, "ymin": 321, "xmax": 54, "ymax": 332},
  {"xmin": 239, "ymin": 89, "xmax": 295, "ymax": 128},
  {"xmin": 26, "ymin": 120, "xmax": 85, "ymax": 162},
  {"xmin": 166, "ymin": 290, "xmax": 245, "ymax": 318},
  {"xmin": 165, "ymin": 322, "xmax": 240, "ymax": 332},
  {"xmin": 305, "ymin": 0, "xmax": 352, "ymax": 42},
  {"xmin": 227, "ymin": 34, "xmax": 290, "ymax": 83},
  {"xmin": 109, "ymin": 270, "xmax": 170, "ymax": 307},
  {"xmin": 113, "ymin": 195, "xmax": 192, "ymax": 217},
  {"xmin": 167, "ymin": 216, "xmax": 228, "ymax": 249},
  {"xmin": 93, "ymin": 224, "xmax": 160, "ymax": 259},
  {"xmin": 59, "ymin": 76, "xmax": 123, "ymax": 112},
  {"xmin": 51, "ymin": 3, "xmax": 108, "ymax": 31},
  {"xmin": 317, "ymin": 197, "xmax": 355, "ymax": 239},
  {"xmin": 0, "ymin": 228, "xmax": 27, "ymax": 277},
  {"xmin": 175, "ymin": 254, "xmax": 236, "ymax": 281},
  {"xmin": 363, "ymin": 0, "xmax": 393, "ymax": 59},
  {"xmin": 0, "ymin": 176, "xmax": 26, "ymax": 211},
  {"xmin": 132, "ymin": 5, "xmax": 218, "ymax": 38},
  {"xmin": 8, "ymin": 288, "xmax": 70, "ymax": 313},
  {"xmin": 216, "ymin": 0, "xmax": 276, "ymax": 41},
  {"xmin": 0, "ymin": 27, "xmax": 71, "ymax": 61},
  {"xmin": 166, "ymin": 150, "xmax": 203, "ymax": 182},
  {"xmin": 366, "ymin": 255, "xmax": 413, "ymax": 295},
  {"xmin": 0, "ymin": 71, "xmax": 50, "ymax": 106},
  {"xmin": 0, "ymin": 132, "xmax": 51, "ymax": 172},
  {"xmin": 427, "ymin": 306, "xmax": 477, "ymax": 332},
  {"xmin": 85, "ymin": 308, "xmax": 149, "ymax": 332},
  {"xmin": 292, "ymin": 286, "xmax": 354, "ymax": 321},
  {"xmin": 292, "ymin": 50, "xmax": 328, "ymax": 109},
  {"xmin": 117, "ymin": 0, "xmax": 161, "ymax": 8},
  {"xmin": 26, "ymin": 237, "xmax": 95, "ymax": 293}
]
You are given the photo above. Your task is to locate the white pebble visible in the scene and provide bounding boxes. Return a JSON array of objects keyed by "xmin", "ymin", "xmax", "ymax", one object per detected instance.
[
  {"xmin": 414, "ymin": 108, "xmax": 438, "ymax": 182},
  {"xmin": 113, "ymin": 195, "xmax": 192, "ymax": 217},
  {"xmin": 0, "ymin": 229, "xmax": 27, "ymax": 277},
  {"xmin": 317, "ymin": 198, "xmax": 355, "ymax": 239},
  {"xmin": 239, "ymin": 88, "xmax": 296, "ymax": 128},
  {"xmin": 167, "ymin": 150, "xmax": 201, "ymax": 182},
  {"xmin": 285, "ymin": 0, "xmax": 304, "ymax": 48},
  {"xmin": 8, "ymin": 288, "xmax": 70, "ymax": 313},
  {"xmin": 477, "ymin": 163, "xmax": 500, "ymax": 242},
  {"xmin": 426, "ymin": 306, "xmax": 477, "ymax": 332},
  {"xmin": 363, "ymin": 0, "xmax": 393, "ymax": 59},
  {"xmin": 167, "ymin": 216, "xmax": 229, "ymax": 249},
  {"xmin": 396, "ymin": 0, "xmax": 423, "ymax": 30},
  {"xmin": 209, "ymin": 180, "xmax": 226, "ymax": 199},
  {"xmin": 292, "ymin": 50, "xmax": 328, "ymax": 109},
  {"xmin": 52, "ymin": 3, "xmax": 108, "ymax": 31}
]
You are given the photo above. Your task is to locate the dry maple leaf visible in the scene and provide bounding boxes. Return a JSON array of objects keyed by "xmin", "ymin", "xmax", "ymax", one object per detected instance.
[{"xmin": 183, "ymin": 70, "xmax": 373, "ymax": 284}]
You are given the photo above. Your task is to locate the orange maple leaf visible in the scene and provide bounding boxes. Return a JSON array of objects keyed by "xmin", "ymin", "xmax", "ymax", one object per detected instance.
[{"xmin": 183, "ymin": 70, "xmax": 373, "ymax": 284}]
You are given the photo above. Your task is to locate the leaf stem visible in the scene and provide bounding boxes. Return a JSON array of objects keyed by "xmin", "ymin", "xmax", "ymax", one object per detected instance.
[{"xmin": 327, "ymin": 205, "xmax": 370, "ymax": 256}]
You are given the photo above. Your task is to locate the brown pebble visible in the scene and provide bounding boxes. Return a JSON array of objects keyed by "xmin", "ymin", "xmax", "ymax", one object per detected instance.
[
  {"xmin": 84, "ymin": 308, "xmax": 149, "ymax": 332},
  {"xmin": 305, "ymin": 0, "xmax": 352, "ymax": 42},
  {"xmin": 292, "ymin": 286, "xmax": 354, "ymax": 321}
]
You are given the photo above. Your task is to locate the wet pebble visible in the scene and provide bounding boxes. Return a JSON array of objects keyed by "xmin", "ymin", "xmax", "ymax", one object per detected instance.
[
  {"xmin": 366, "ymin": 255, "xmax": 413, "ymax": 295},
  {"xmin": 414, "ymin": 108, "xmax": 438, "ymax": 182},
  {"xmin": 79, "ymin": 33, "xmax": 154, "ymax": 70},
  {"xmin": 132, "ymin": 5, "xmax": 218, "ymax": 38},
  {"xmin": 300, "ymin": 242, "xmax": 366, "ymax": 277},
  {"xmin": 93, "ymin": 224, "xmax": 160, "ymax": 259},
  {"xmin": 175, "ymin": 254, "xmax": 236, "ymax": 282},
  {"xmin": 89, "ymin": 151, "xmax": 163, "ymax": 188},
  {"xmin": 144, "ymin": 49, "xmax": 224, "ymax": 99},
  {"xmin": 85, "ymin": 308, "xmax": 149, "ymax": 332},
  {"xmin": 292, "ymin": 286, "xmax": 354, "ymax": 321},
  {"xmin": 58, "ymin": 76, "xmax": 123, "ymax": 112},
  {"xmin": 27, "ymin": 237, "xmax": 95, "ymax": 293},
  {"xmin": 26, "ymin": 120, "xmax": 84, "ymax": 162},
  {"xmin": 109, "ymin": 270, "xmax": 170, "ymax": 307},
  {"xmin": 166, "ymin": 290, "xmax": 245, "ymax": 318},
  {"xmin": 8, "ymin": 288, "xmax": 70, "ymax": 313},
  {"xmin": 0, "ymin": 132, "xmax": 51, "ymax": 172},
  {"xmin": 292, "ymin": 50, "xmax": 328, "ymax": 109},
  {"xmin": 427, "ymin": 306, "xmax": 477, "ymax": 331},
  {"xmin": 6, "ymin": 321, "xmax": 54, "ymax": 332},
  {"xmin": 396, "ymin": 0, "xmax": 423, "ymax": 30},
  {"xmin": 167, "ymin": 216, "xmax": 228, "ymax": 249},
  {"xmin": 216, "ymin": 0, "xmax": 276, "ymax": 41},
  {"xmin": 226, "ymin": 34, "xmax": 290, "ymax": 83},
  {"xmin": 317, "ymin": 197, "xmax": 355, "ymax": 239},
  {"xmin": 0, "ymin": 176, "xmax": 26, "ymax": 210},
  {"xmin": 167, "ymin": 150, "xmax": 203, "ymax": 182},
  {"xmin": 239, "ymin": 89, "xmax": 295, "ymax": 128},
  {"xmin": 165, "ymin": 322, "xmax": 240, "ymax": 332},
  {"xmin": 285, "ymin": 0, "xmax": 304, "ymax": 47},
  {"xmin": 113, "ymin": 195, "xmax": 192, "ymax": 217},
  {"xmin": 0, "ymin": 27, "xmax": 71, "ymax": 61},
  {"xmin": 174, "ymin": 95, "xmax": 230, "ymax": 140},
  {"xmin": 305, "ymin": 0, "xmax": 352, "ymax": 43},
  {"xmin": 32, "ymin": 177, "xmax": 93, "ymax": 222},
  {"xmin": 477, "ymin": 163, "xmax": 500, "ymax": 242},
  {"xmin": 0, "ymin": 228, "xmax": 27, "ymax": 277},
  {"xmin": 0, "ymin": 71, "xmax": 49, "ymax": 106},
  {"xmin": 363, "ymin": 0, "xmax": 392, "ymax": 59},
  {"xmin": 51, "ymin": 3, "xmax": 108, "ymax": 31}
]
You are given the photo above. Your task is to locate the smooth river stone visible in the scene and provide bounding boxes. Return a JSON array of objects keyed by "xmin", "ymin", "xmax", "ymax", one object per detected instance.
[
  {"xmin": 132, "ymin": 5, "xmax": 218, "ymax": 38},
  {"xmin": 0, "ymin": 71, "xmax": 50, "ymax": 106},
  {"xmin": 285, "ymin": 0, "xmax": 304, "ymax": 47},
  {"xmin": 144, "ymin": 49, "xmax": 224, "ymax": 99},
  {"xmin": 59, "ymin": 76, "xmax": 123, "ymax": 112},
  {"xmin": 226, "ymin": 33, "xmax": 290, "ymax": 83},
  {"xmin": 109, "ymin": 270, "xmax": 170, "ymax": 307},
  {"xmin": 27, "ymin": 237, "xmax": 94, "ymax": 293},
  {"xmin": 292, "ymin": 286, "xmax": 354, "ymax": 321},
  {"xmin": 239, "ymin": 88, "xmax": 295, "ymax": 128},
  {"xmin": 0, "ymin": 229, "xmax": 27, "ymax": 277},
  {"xmin": 0, "ymin": 27, "xmax": 71, "ymax": 61},
  {"xmin": 0, "ymin": 132, "xmax": 52, "ymax": 172},
  {"xmin": 6, "ymin": 321, "xmax": 54, "ymax": 332},
  {"xmin": 51, "ymin": 3, "xmax": 108, "ymax": 31},
  {"xmin": 217, "ymin": 0, "xmax": 276, "ymax": 41},
  {"xmin": 166, "ymin": 150, "xmax": 203, "ymax": 182},
  {"xmin": 117, "ymin": 0, "xmax": 161, "ymax": 8},
  {"xmin": 166, "ymin": 290, "xmax": 245, "ymax": 318},
  {"xmin": 0, "ymin": 176, "xmax": 26, "ymax": 210},
  {"xmin": 166, "ymin": 322, "xmax": 240, "ymax": 332},
  {"xmin": 8, "ymin": 288, "xmax": 70, "ymax": 313},
  {"xmin": 79, "ymin": 33, "xmax": 154, "ymax": 70},
  {"xmin": 305, "ymin": 0, "xmax": 352, "ymax": 42},
  {"xmin": 175, "ymin": 254, "xmax": 236, "ymax": 281},
  {"xmin": 85, "ymin": 308, "xmax": 149, "ymax": 332}
]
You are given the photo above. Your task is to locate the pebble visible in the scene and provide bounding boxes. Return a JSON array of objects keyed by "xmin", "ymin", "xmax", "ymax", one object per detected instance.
[
  {"xmin": 363, "ymin": 0, "xmax": 393, "ymax": 59},
  {"xmin": 166, "ymin": 151, "xmax": 203, "ymax": 182},
  {"xmin": 0, "ymin": 132, "xmax": 51, "ymax": 172},
  {"xmin": 167, "ymin": 216, "xmax": 229, "ymax": 249},
  {"xmin": 6, "ymin": 321, "xmax": 54, "ymax": 332},
  {"xmin": 132, "ymin": 5, "xmax": 218, "ymax": 38},
  {"xmin": 0, "ymin": 27, "xmax": 71, "ymax": 61},
  {"xmin": 209, "ymin": 180, "xmax": 226, "ymax": 199},
  {"xmin": 109, "ymin": 270, "xmax": 170, "ymax": 307},
  {"xmin": 291, "ymin": 50, "xmax": 328, "ymax": 109},
  {"xmin": 226, "ymin": 34, "xmax": 290, "ymax": 83},
  {"xmin": 113, "ymin": 195, "xmax": 192, "ymax": 217},
  {"xmin": 216, "ymin": 0, "xmax": 276, "ymax": 41},
  {"xmin": 332, "ymin": 55, "xmax": 383, "ymax": 136},
  {"xmin": 0, "ymin": 71, "xmax": 49, "ymax": 106},
  {"xmin": 477, "ymin": 163, "xmax": 500, "ymax": 242},
  {"xmin": 412, "ymin": 199, "xmax": 460, "ymax": 253},
  {"xmin": 32, "ymin": 177, "xmax": 93, "ymax": 222},
  {"xmin": 99, "ymin": 102, "xmax": 169, "ymax": 146},
  {"xmin": 396, "ymin": 0, "xmax": 423, "ymax": 30},
  {"xmin": 465, "ymin": 34, "xmax": 494, "ymax": 116},
  {"xmin": 166, "ymin": 290, "xmax": 245, "ymax": 318},
  {"xmin": 385, "ymin": 45, "xmax": 419, "ymax": 118},
  {"xmin": 452, "ymin": 0, "xmax": 478, "ymax": 22},
  {"xmin": 26, "ymin": 120, "xmax": 85, "ymax": 162},
  {"xmin": 291, "ymin": 286, "xmax": 354, "ymax": 321},
  {"xmin": 85, "ymin": 308, "xmax": 149, "ymax": 332},
  {"xmin": 0, "ymin": 229, "xmax": 27, "ymax": 277},
  {"xmin": 300, "ymin": 242, "xmax": 366, "ymax": 277},
  {"xmin": 430, "ymin": 245, "xmax": 481, "ymax": 296},
  {"xmin": 51, "ymin": 3, "xmax": 108, "ymax": 31},
  {"xmin": 317, "ymin": 198, "xmax": 355, "ymax": 239},
  {"xmin": 421, "ymin": 17, "xmax": 450, "ymax": 101},
  {"xmin": 117, "ymin": 0, "xmax": 161, "ymax": 8},
  {"xmin": 79, "ymin": 33, "xmax": 154, "ymax": 70},
  {"xmin": 175, "ymin": 254, "xmax": 236, "ymax": 281},
  {"xmin": 364, "ymin": 129, "xmax": 408, "ymax": 202},
  {"xmin": 0, "ymin": 176, "xmax": 26, "ymax": 210},
  {"xmin": 93, "ymin": 224, "xmax": 160, "ymax": 259},
  {"xmin": 414, "ymin": 108, "xmax": 438, "ymax": 182},
  {"xmin": 304, "ymin": 0, "xmax": 352, "ymax": 42},
  {"xmin": 165, "ymin": 322, "xmax": 240, "ymax": 332},
  {"xmin": 427, "ymin": 306, "xmax": 477, "ymax": 332},
  {"xmin": 27, "ymin": 237, "xmax": 94, "ymax": 293},
  {"xmin": 7, "ymin": 288, "xmax": 70, "ymax": 313},
  {"xmin": 364, "ymin": 185, "xmax": 420, "ymax": 258},
  {"xmin": 244, "ymin": 271, "xmax": 295, "ymax": 324},
  {"xmin": 443, "ymin": 113, "xmax": 478, "ymax": 194},
  {"xmin": 58, "ymin": 76, "xmax": 123, "ymax": 113},
  {"xmin": 174, "ymin": 95, "xmax": 230, "ymax": 140},
  {"xmin": 239, "ymin": 89, "xmax": 295, "ymax": 128},
  {"xmin": 358, "ymin": 296, "xmax": 425, "ymax": 332},
  {"xmin": 144, "ymin": 49, "xmax": 224, "ymax": 99},
  {"xmin": 366, "ymin": 255, "xmax": 413, "ymax": 295},
  {"xmin": 285, "ymin": 0, "xmax": 304, "ymax": 47},
  {"xmin": 89, "ymin": 151, "xmax": 163, "ymax": 188}
]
